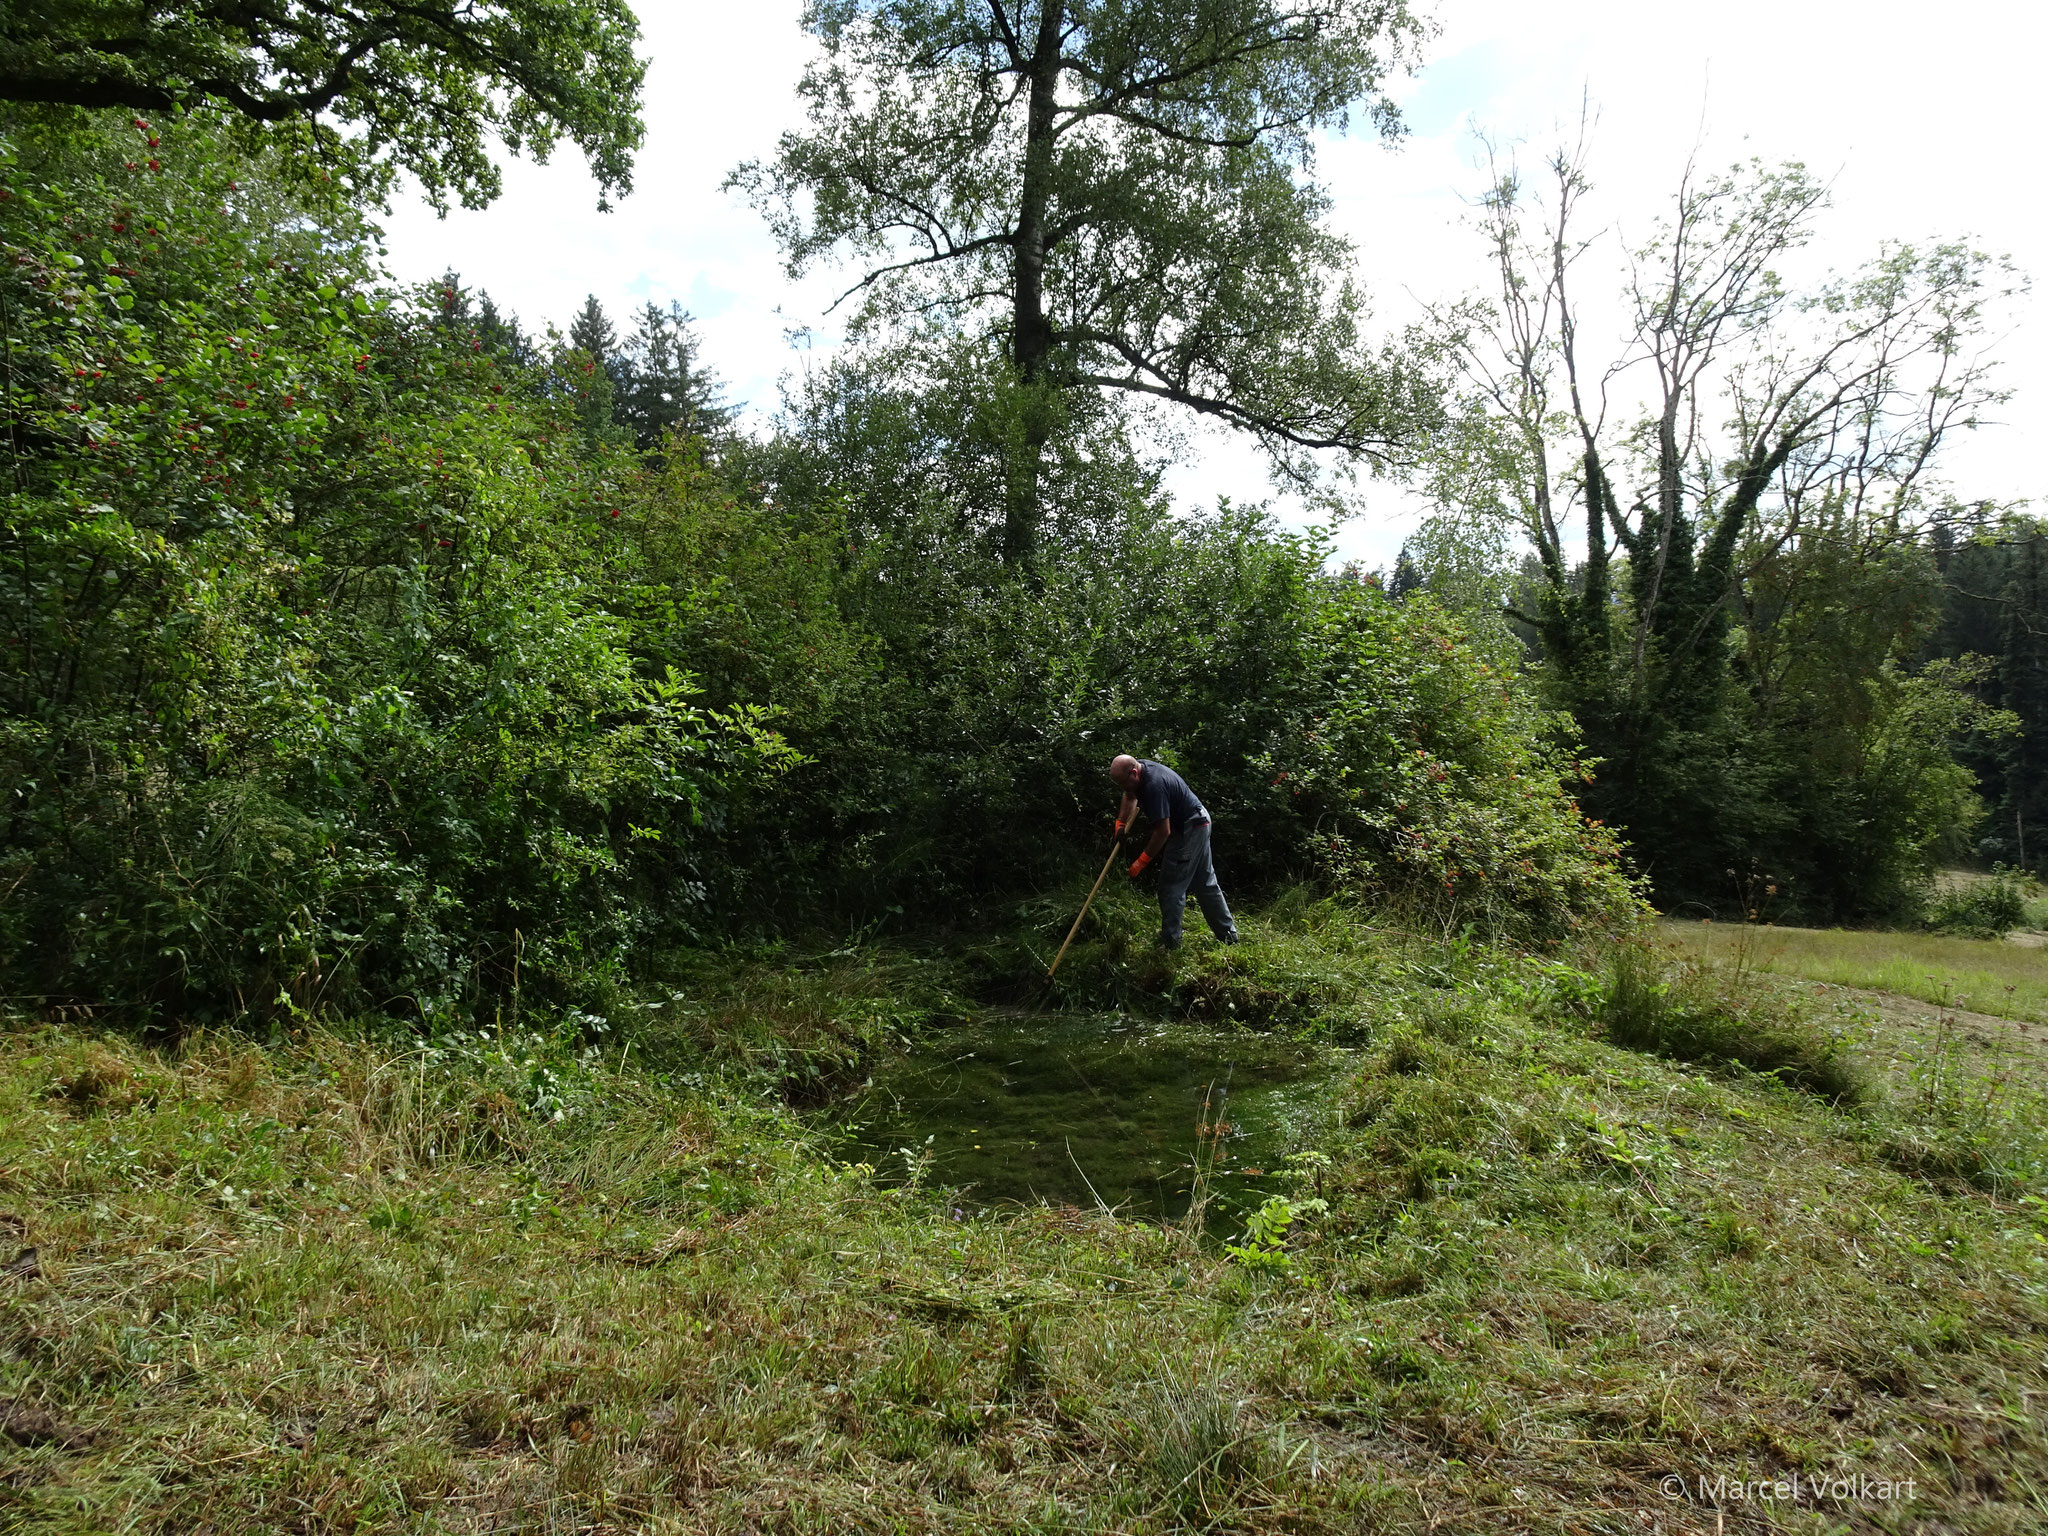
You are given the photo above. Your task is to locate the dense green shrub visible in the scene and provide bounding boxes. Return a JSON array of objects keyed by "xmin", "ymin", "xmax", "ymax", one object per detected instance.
[
  {"xmin": 1923, "ymin": 871, "xmax": 2030, "ymax": 939},
  {"xmin": 637, "ymin": 454, "xmax": 1640, "ymax": 941},
  {"xmin": 0, "ymin": 112, "xmax": 785, "ymax": 1022},
  {"xmin": 1256, "ymin": 587, "xmax": 1640, "ymax": 942},
  {"xmin": 3, "ymin": 108, "xmax": 1638, "ymax": 1026}
]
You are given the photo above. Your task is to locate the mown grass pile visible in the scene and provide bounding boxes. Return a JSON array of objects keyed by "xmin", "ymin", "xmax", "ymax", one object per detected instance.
[{"xmin": 5, "ymin": 895, "xmax": 2046, "ymax": 1533}]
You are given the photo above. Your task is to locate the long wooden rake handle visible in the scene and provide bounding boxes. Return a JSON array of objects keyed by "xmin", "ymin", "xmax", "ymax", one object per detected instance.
[{"xmin": 1048, "ymin": 839, "xmax": 1124, "ymax": 979}]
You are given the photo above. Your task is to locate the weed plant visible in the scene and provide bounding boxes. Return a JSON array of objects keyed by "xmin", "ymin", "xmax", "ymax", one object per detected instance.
[{"xmin": 1866, "ymin": 1002, "xmax": 2048, "ymax": 1194}]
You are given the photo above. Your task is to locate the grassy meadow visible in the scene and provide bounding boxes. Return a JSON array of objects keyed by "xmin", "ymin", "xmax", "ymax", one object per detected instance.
[
  {"xmin": 1662, "ymin": 919, "xmax": 2048, "ymax": 1025},
  {"xmin": 3, "ymin": 896, "xmax": 2046, "ymax": 1534}
]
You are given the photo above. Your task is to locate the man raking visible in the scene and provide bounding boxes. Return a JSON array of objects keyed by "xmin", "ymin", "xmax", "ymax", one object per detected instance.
[{"xmin": 1109, "ymin": 754, "xmax": 1239, "ymax": 949}]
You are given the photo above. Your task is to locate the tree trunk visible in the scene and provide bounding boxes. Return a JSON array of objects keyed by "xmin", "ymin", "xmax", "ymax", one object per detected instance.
[
  {"xmin": 1628, "ymin": 398, "xmax": 1684, "ymax": 690},
  {"xmin": 1003, "ymin": 0, "xmax": 1064, "ymax": 567}
]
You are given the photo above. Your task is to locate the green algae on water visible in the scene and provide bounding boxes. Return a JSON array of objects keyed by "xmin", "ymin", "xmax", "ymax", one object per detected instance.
[{"xmin": 828, "ymin": 1014, "xmax": 1335, "ymax": 1226}]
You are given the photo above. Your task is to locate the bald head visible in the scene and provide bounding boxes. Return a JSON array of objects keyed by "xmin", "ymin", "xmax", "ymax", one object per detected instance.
[{"xmin": 1109, "ymin": 754, "xmax": 1142, "ymax": 789}]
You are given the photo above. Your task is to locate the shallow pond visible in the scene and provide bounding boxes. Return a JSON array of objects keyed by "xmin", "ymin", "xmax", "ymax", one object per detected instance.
[{"xmin": 827, "ymin": 1013, "xmax": 1341, "ymax": 1227}]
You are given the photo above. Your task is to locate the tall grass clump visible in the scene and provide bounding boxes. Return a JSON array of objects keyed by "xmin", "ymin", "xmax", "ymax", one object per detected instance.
[
  {"xmin": 1599, "ymin": 942, "xmax": 1864, "ymax": 1102},
  {"xmin": 1872, "ymin": 1007, "xmax": 2048, "ymax": 1192},
  {"xmin": 1112, "ymin": 1375, "xmax": 1265, "ymax": 1523}
]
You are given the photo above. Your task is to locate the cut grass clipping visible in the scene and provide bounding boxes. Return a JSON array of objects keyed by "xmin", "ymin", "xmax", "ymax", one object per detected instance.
[{"xmin": 2, "ymin": 905, "xmax": 2046, "ymax": 1533}]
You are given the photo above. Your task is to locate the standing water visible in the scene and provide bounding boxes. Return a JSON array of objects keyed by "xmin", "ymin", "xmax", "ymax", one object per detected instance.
[{"xmin": 828, "ymin": 1013, "xmax": 1337, "ymax": 1227}]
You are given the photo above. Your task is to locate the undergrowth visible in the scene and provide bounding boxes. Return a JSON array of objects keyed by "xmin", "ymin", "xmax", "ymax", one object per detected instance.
[{"xmin": 1925, "ymin": 871, "xmax": 2034, "ymax": 939}]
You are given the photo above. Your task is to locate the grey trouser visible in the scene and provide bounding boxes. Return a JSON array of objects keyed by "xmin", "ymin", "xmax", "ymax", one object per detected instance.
[{"xmin": 1155, "ymin": 820, "xmax": 1237, "ymax": 948}]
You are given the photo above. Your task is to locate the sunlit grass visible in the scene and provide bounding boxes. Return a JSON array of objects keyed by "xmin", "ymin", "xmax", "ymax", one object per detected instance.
[
  {"xmin": 1661, "ymin": 918, "xmax": 2048, "ymax": 1023},
  {"xmin": 3, "ymin": 909, "xmax": 2046, "ymax": 1532}
]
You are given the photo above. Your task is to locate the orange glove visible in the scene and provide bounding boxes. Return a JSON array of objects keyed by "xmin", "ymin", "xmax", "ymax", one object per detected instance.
[
  {"xmin": 1114, "ymin": 818, "xmax": 1126, "ymax": 837},
  {"xmin": 1128, "ymin": 851, "xmax": 1152, "ymax": 879}
]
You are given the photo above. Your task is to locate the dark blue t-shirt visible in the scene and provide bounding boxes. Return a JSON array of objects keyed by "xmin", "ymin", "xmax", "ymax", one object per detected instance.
[{"xmin": 1136, "ymin": 760, "xmax": 1208, "ymax": 830}]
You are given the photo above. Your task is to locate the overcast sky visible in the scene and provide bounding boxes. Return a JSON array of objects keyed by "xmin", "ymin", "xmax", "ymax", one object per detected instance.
[{"xmin": 380, "ymin": 0, "xmax": 2045, "ymax": 570}]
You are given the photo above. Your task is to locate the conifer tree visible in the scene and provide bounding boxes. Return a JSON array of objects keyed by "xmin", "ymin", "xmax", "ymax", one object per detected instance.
[
  {"xmin": 566, "ymin": 295, "xmax": 622, "ymax": 445},
  {"xmin": 1388, "ymin": 548, "xmax": 1423, "ymax": 600},
  {"xmin": 617, "ymin": 302, "xmax": 729, "ymax": 451},
  {"xmin": 431, "ymin": 268, "xmax": 475, "ymax": 331},
  {"xmin": 568, "ymin": 295, "xmax": 618, "ymax": 367},
  {"xmin": 476, "ymin": 294, "xmax": 535, "ymax": 365}
]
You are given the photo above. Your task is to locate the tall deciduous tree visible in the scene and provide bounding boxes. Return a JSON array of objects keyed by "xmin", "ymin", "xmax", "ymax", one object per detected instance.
[
  {"xmin": 1426, "ymin": 137, "xmax": 2017, "ymax": 911},
  {"xmin": 732, "ymin": 0, "xmax": 1440, "ymax": 564},
  {"xmin": 0, "ymin": 0, "xmax": 646, "ymax": 207}
]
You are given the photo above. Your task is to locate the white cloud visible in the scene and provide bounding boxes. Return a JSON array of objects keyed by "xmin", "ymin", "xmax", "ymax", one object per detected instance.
[
  {"xmin": 378, "ymin": 2, "xmax": 838, "ymax": 420},
  {"xmin": 379, "ymin": 0, "xmax": 2045, "ymax": 571}
]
